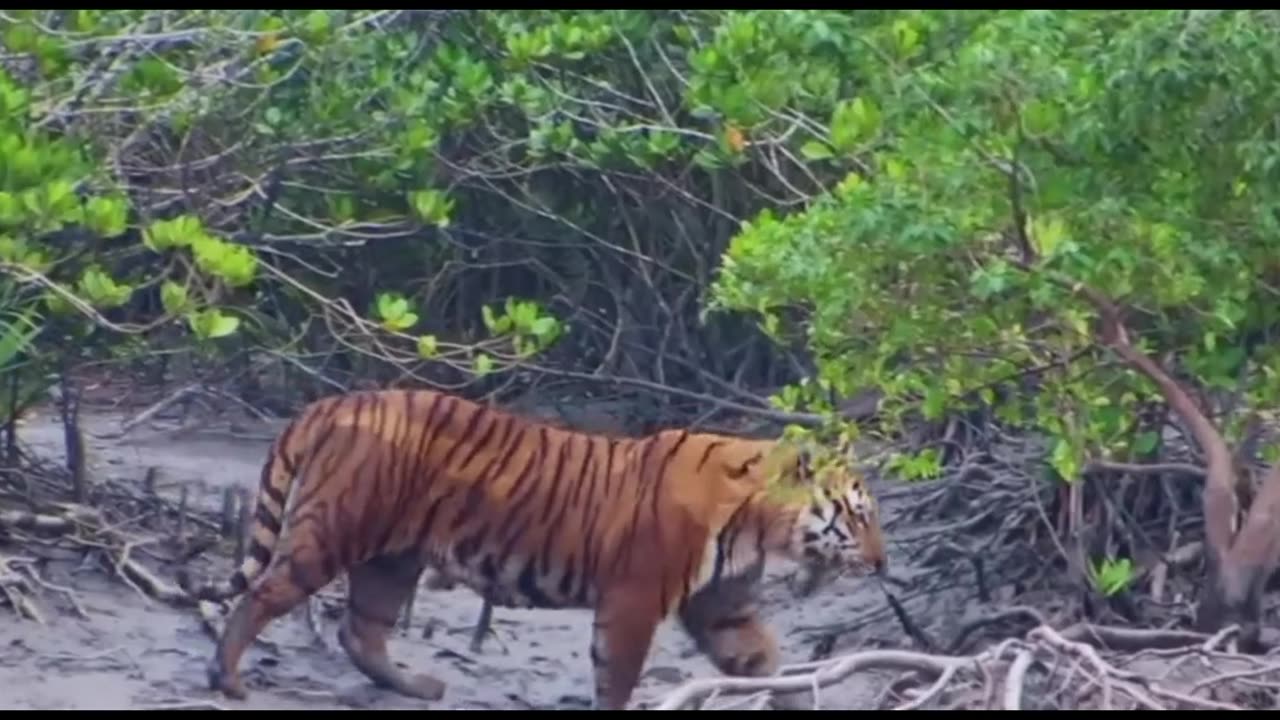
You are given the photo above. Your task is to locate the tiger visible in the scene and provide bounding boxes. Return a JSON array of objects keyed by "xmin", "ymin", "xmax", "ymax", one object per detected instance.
[{"xmin": 175, "ymin": 388, "xmax": 887, "ymax": 710}]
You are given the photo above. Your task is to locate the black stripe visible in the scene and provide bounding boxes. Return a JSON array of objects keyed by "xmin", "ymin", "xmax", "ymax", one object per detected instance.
[
  {"xmin": 455, "ymin": 409, "xmax": 502, "ymax": 475},
  {"xmin": 602, "ymin": 439, "xmax": 616, "ymax": 497},
  {"xmin": 649, "ymin": 431, "xmax": 689, "ymax": 528},
  {"xmin": 291, "ymin": 421, "xmax": 339, "ymax": 504},
  {"xmin": 263, "ymin": 477, "xmax": 287, "ymax": 507},
  {"xmin": 498, "ymin": 513, "xmax": 535, "ymax": 561},
  {"xmin": 380, "ymin": 392, "xmax": 418, "ymax": 509},
  {"xmin": 412, "ymin": 487, "xmax": 451, "ymax": 548},
  {"xmin": 568, "ymin": 434, "xmax": 592, "ymax": 508},
  {"xmin": 468, "ymin": 415, "xmax": 519, "ymax": 487},
  {"xmin": 621, "ymin": 438, "xmax": 664, "ymax": 572},
  {"xmin": 696, "ymin": 440, "xmax": 727, "ymax": 471},
  {"xmin": 503, "ymin": 429, "xmax": 546, "ymax": 500},
  {"xmin": 438, "ymin": 405, "xmax": 489, "ymax": 471},
  {"xmin": 709, "ymin": 614, "xmax": 753, "ymax": 632},
  {"xmin": 539, "ymin": 436, "xmax": 573, "ymax": 523},
  {"xmin": 580, "ymin": 437, "xmax": 602, "ymax": 515},
  {"xmin": 248, "ymin": 540, "xmax": 273, "ymax": 566},
  {"xmin": 712, "ymin": 498, "xmax": 754, "ymax": 586},
  {"xmin": 381, "ymin": 395, "xmax": 445, "ymax": 552},
  {"xmin": 254, "ymin": 504, "xmax": 283, "ymax": 535},
  {"xmin": 578, "ymin": 499, "xmax": 602, "ymax": 598},
  {"xmin": 496, "ymin": 443, "xmax": 546, "ymax": 538}
]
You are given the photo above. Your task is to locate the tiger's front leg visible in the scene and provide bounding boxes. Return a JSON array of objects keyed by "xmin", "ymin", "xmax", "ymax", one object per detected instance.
[
  {"xmin": 340, "ymin": 552, "xmax": 446, "ymax": 702},
  {"xmin": 589, "ymin": 589, "xmax": 662, "ymax": 710},
  {"xmin": 678, "ymin": 582, "xmax": 808, "ymax": 710}
]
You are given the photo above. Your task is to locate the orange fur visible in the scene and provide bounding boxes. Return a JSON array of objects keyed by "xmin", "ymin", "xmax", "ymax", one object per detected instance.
[{"xmin": 176, "ymin": 388, "xmax": 887, "ymax": 709}]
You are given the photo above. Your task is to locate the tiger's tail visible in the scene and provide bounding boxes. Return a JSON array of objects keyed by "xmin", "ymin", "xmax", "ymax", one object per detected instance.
[{"xmin": 176, "ymin": 423, "xmax": 306, "ymax": 602}]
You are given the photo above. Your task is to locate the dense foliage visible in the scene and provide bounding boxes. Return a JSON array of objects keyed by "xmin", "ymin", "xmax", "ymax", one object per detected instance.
[
  {"xmin": 4, "ymin": 9, "xmax": 1280, "ymax": 633},
  {"xmin": 712, "ymin": 10, "xmax": 1280, "ymax": 477}
]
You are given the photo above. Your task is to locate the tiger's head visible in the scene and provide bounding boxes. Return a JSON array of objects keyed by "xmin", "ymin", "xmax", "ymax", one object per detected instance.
[{"xmin": 755, "ymin": 439, "xmax": 887, "ymax": 582}]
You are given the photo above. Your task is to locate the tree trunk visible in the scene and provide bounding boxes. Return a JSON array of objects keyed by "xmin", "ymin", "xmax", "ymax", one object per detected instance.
[
  {"xmin": 1062, "ymin": 281, "xmax": 1280, "ymax": 646},
  {"xmin": 1195, "ymin": 462, "xmax": 1280, "ymax": 647}
]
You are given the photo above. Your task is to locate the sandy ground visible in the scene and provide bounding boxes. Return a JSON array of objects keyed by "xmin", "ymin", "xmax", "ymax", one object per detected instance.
[{"xmin": 0, "ymin": 406, "xmax": 930, "ymax": 710}]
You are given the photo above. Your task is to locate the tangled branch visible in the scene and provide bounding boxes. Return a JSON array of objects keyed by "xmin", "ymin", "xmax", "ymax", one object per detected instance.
[{"xmin": 653, "ymin": 622, "xmax": 1271, "ymax": 710}]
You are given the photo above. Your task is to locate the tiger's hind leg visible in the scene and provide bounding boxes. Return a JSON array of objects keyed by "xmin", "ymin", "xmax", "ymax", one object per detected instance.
[
  {"xmin": 209, "ymin": 545, "xmax": 338, "ymax": 699},
  {"xmin": 339, "ymin": 552, "xmax": 445, "ymax": 702}
]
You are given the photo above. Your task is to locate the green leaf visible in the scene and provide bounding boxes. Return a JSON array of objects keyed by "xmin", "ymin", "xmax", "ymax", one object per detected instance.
[
  {"xmin": 0, "ymin": 193, "xmax": 20, "ymax": 227},
  {"xmin": 1031, "ymin": 215, "xmax": 1068, "ymax": 259},
  {"xmin": 416, "ymin": 334, "xmax": 439, "ymax": 359},
  {"xmin": 144, "ymin": 215, "xmax": 203, "ymax": 252},
  {"xmin": 474, "ymin": 352, "xmax": 493, "ymax": 376},
  {"xmin": 3, "ymin": 23, "xmax": 37, "ymax": 53},
  {"xmin": 0, "ymin": 307, "xmax": 41, "ymax": 370},
  {"xmin": 892, "ymin": 19, "xmax": 921, "ymax": 58},
  {"xmin": 1050, "ymin": 437, "xmax": 1082, "ymax": 483},
  {"xmin": 77, "ymin": 267, "xmax": 132, "ymax": 309},
  {"xmin": 375, "ymin": 292, "xmax": 418, "ymax": 331},
  {"xmin": 188, "ymin": 308, "xmax": 240, "ymax": 340},
  {"xmin": 84, "ymin": 195, "xmax": 129, "ymax": 237},
  {"xmin": 800, "ymin": 141, "xmax": 835, "ymax": 161},
  {"xmin": 530, "ymin": 316, "xmax": 557, "ymax": 339},
  {"xmin": 409, "ymin": 189, "xmax": 454, "ymax": 227},
  {"xmin": 304, "ymin": 10, "xmax": 332, "ymax": 40},
  {"xmin": 160, "ymin": 280, "xmax": 189, "ymax": 315},
  {"xmin": 1022, "ymin": 99, "xmax": 1062, "ymax": 137},
  {"xmin": 921, "ymin": 386, "xmax": 946, "ymax": 421},
  {"xmin": 830, "ymin": 97, "xmax": 881, "ymax": 153},
  {"xmin": 1132, "ymin": 431, "xmax": 1159, "ymax": 456},
  {"xmin": 377, "ymin": 293, "xmax": 408, "ymax": 322},
  {"xmin": 207, "ymin": 314, "xmax": 239, "ymax": 339}
]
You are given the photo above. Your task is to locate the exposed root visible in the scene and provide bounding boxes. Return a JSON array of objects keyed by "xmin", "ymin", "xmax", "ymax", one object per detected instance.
[
  {"xmin": 7, "ymin": 555, "xmax": 90, "ymax": 620},
  {"xmin": 652, "ymin": 622, "xmax": 1280, "ymax": 710},
  {"xmin": 0, "ymin": 497, "xmax": 201, "ymax": 622},
  {"xmin": 96, "ymin": 382, "xmax": 200, "ymax": 439},
  {"xmin": 0, "ymin": 554, "xmax": 46, "ymax": 622}
]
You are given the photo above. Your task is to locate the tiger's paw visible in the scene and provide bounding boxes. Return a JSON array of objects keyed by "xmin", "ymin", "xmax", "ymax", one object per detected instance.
[
  {"xmin": 404, "ymin": 673, "xmax": 446, "ymax": 701},
  {"xmin": 207, "ymin": 662, "xmax": 248, "ymax": 700}
]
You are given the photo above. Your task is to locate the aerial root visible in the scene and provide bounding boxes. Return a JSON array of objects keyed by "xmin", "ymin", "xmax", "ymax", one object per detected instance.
[
  {"xmin": 0, "ymin": 501, "xmax": 195, "ymax": 622},
  {"xmin": 651, "ymin": 622, "xmax": 1276, "ymax": 710}
]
